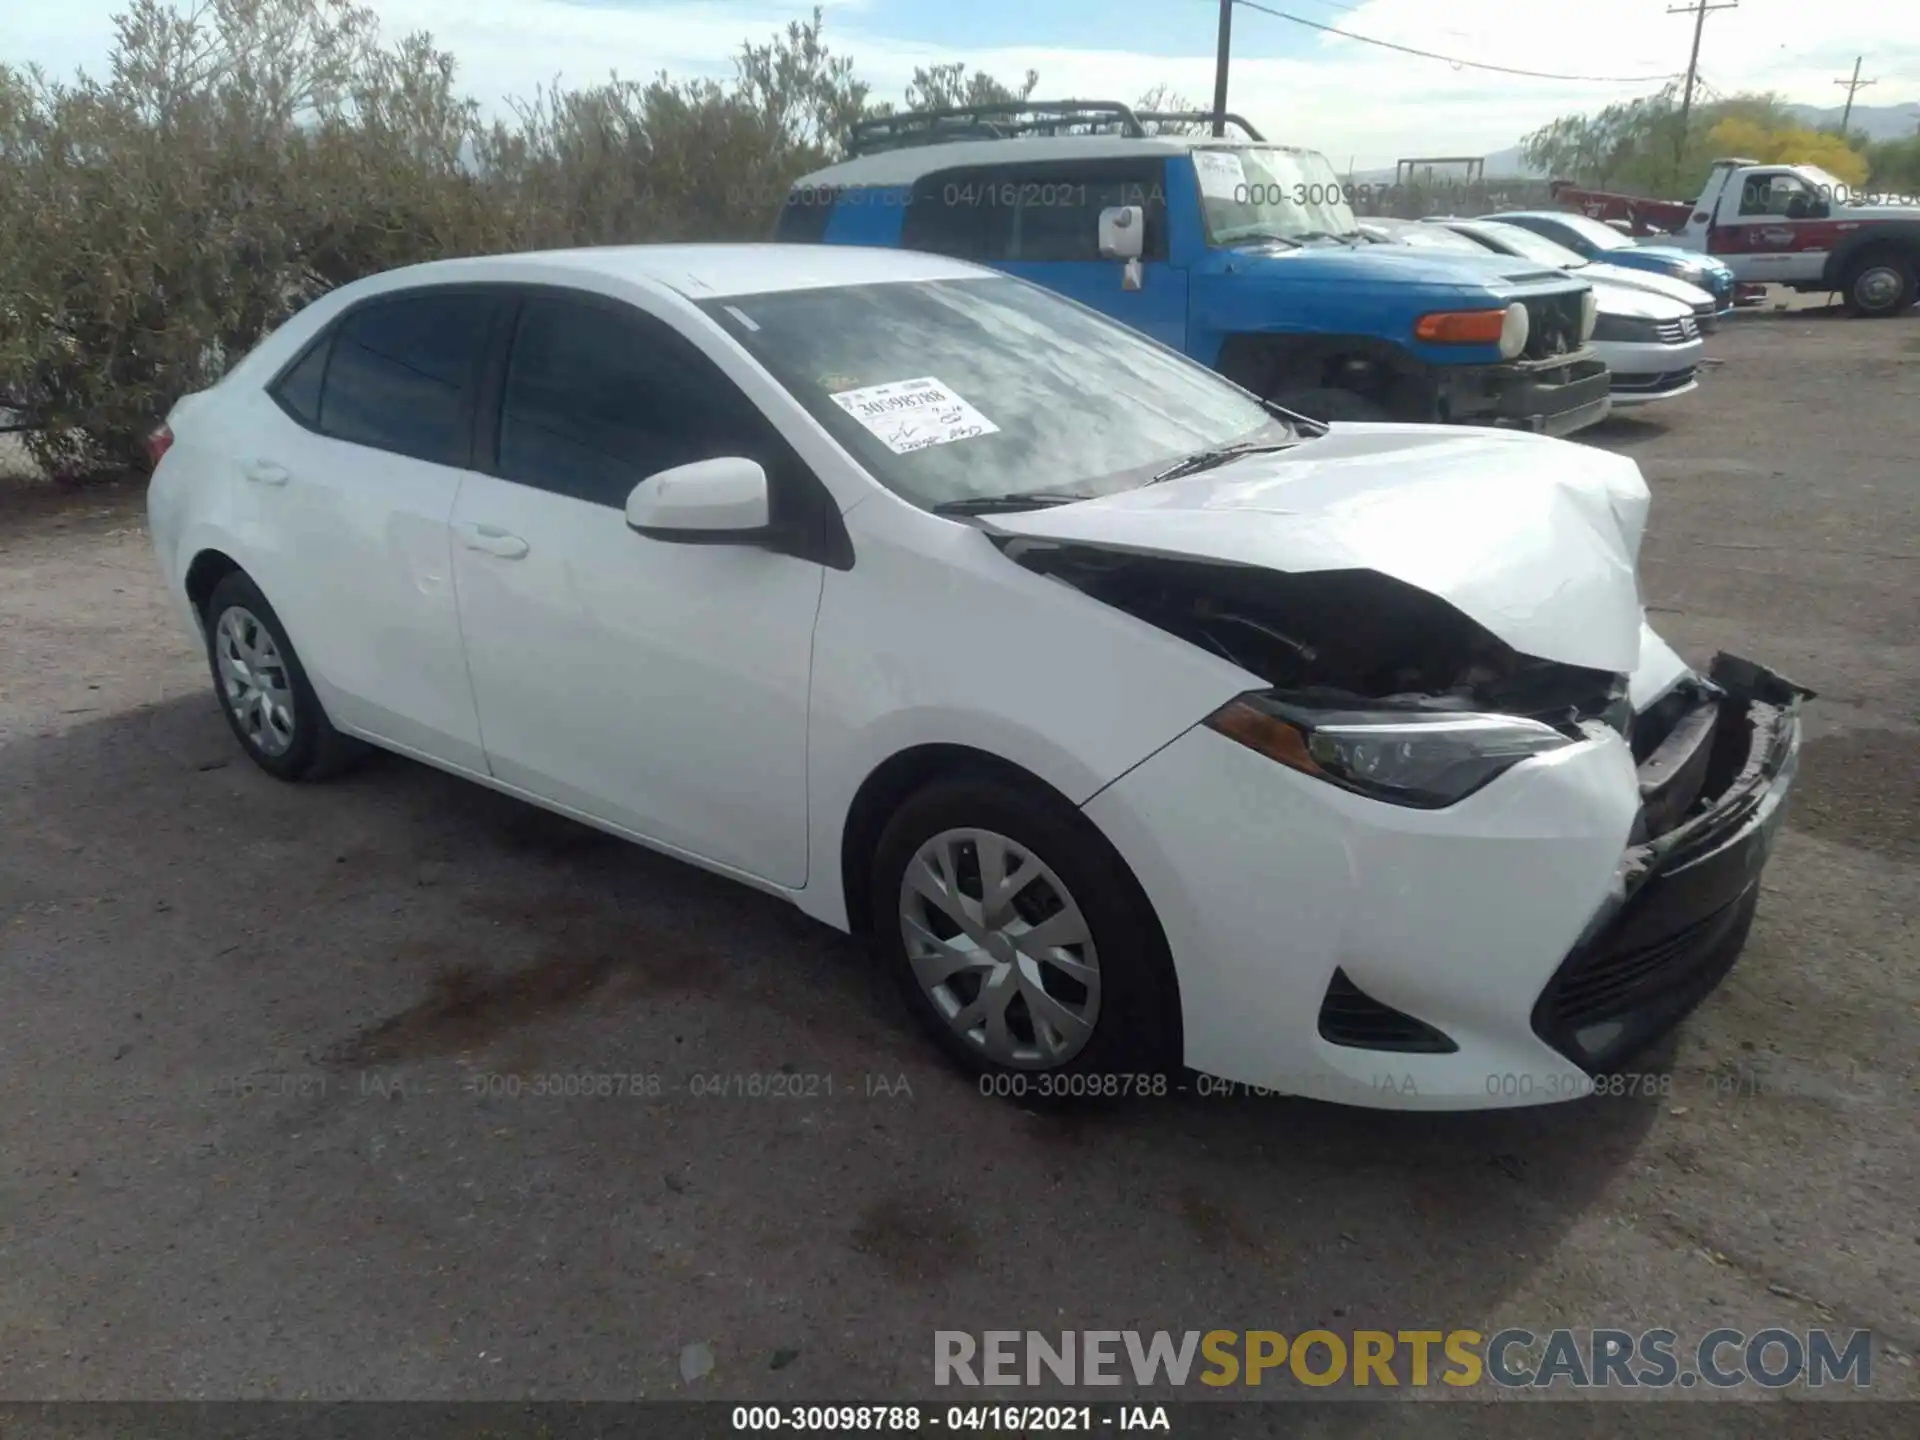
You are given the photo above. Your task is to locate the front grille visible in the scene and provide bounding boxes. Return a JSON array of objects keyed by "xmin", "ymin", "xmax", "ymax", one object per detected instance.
[
  {"xmin": 1540, "ymin": 897, "xmax": 1752, "ymax": 1038},
  {"xmin": 1652, "ymin": 316, "xmax": 1698, "ymax": 344},
  {"xmin": 1318, "ymin": 969, "xmax": 1458, "ymax": 1053},
  {"xmin": 1521, "ymin": 292, "xmax": 1585, "ymax": 360}
]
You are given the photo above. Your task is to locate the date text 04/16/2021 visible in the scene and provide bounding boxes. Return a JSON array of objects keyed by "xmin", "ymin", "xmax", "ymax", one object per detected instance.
[{"xmin": 729, "ymin": 1405, "xmax": 1168, "ymax": 1432}]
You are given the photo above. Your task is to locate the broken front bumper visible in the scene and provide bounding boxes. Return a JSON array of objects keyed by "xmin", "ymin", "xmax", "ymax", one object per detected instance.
[
  {"xmin": 1438, "ymin": 351, "xmax": 1614, "ymax": 437},
  {"xmin": 1530, "ymin": 654, "xmax": 1813, "ymax": 1074}
]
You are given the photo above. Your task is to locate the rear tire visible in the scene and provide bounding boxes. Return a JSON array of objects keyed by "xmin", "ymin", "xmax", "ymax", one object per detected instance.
[
  {"xmin": 1840, "ymin": 250, "xmax": 1917, "ymax": 317},
  {"xmin": 868, "ymin": 774, "xmax": 1180, "ymax": 1093},
  {"xmin": 1269, "ymin": 386, "xmax": 1393, "ymax": 424},
  {"xmin": 204, "ymin": 571, "xmax": 365, "ymax": 782}
]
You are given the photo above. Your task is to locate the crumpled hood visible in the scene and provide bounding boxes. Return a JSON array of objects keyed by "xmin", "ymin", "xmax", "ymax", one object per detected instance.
[{"xmin": 984, "ymin": 425, "xmax": 1652, "ymax": 675}]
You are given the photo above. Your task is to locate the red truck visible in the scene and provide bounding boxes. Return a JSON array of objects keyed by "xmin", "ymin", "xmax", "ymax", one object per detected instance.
[{"xmin": 1550, "ymin": 157, "xmax": 1920, "ymax": 315}]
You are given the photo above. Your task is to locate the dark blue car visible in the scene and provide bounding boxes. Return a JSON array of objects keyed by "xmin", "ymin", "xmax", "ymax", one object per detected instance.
[{"xmin": 1486, "ymin": 211, "xmax": 1738, "ymax": 320}]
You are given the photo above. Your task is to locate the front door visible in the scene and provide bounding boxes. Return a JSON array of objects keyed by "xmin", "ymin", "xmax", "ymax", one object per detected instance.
[
  {"xmin": 449, "ymin": 291, "xmax": 824, "ymax": 887},
  {"xmin": 1707, "ymin": 169, "xmax": 1835, "ymax": 284}
]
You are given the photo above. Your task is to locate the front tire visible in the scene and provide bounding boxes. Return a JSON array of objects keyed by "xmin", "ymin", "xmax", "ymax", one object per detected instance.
[
  {"xmin": 204, "ymin": 571, "xmax": 364, "ymax": 781},
  {"xmin": 1841, "ymin": 250, "xmax": 1917, "ymax": 317},
  {"xmin": 869, "ymin": 774, "xmax": 1180, "ymax": 1086}
]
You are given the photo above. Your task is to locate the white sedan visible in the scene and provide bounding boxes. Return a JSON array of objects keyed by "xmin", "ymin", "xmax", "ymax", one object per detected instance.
[{"xmin": 146, "ymin": 244, "xmax": 1809, "ymax": 1109}]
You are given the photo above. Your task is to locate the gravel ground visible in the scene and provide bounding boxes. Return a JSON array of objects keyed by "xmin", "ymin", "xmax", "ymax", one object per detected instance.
[{"xmin": 0, "ymin": 301, "xmax": 1915, "ymax": 1426}]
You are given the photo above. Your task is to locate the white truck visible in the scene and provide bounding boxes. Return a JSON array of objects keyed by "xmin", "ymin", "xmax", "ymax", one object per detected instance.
[{"xmin": 1549, "ymin": 157, "xmax": 1920, "ymax": 316}]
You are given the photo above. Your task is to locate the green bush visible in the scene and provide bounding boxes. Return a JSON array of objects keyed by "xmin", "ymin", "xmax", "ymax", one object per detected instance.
[{"xmin": 0, "ymin": 0, "xmax": 1043, "ymax": 479}]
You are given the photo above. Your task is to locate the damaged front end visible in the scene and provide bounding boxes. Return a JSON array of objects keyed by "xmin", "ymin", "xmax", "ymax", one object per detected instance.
[
  {"xmin": 1532, "ymin": 653, "xmax": 1813, "ymax": 1072},
  {"xmin": 1005, "ymin": 539, "xmax": 1812, "ymax": 1076},
  {"xmin": 1002, "ymin": 541, "xmax": 1633, "ymax": 808}
]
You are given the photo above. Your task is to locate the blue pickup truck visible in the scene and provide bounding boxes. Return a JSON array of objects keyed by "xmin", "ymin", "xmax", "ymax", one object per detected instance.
[{"xmin": 777, "ymin": 101, "xmax": 1610, "ymax": 433}]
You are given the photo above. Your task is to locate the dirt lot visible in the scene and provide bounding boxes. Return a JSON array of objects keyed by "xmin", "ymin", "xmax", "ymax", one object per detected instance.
[{"xmin": 1, "ymin": 304, "xmax": 1916, "ymax": 1425}]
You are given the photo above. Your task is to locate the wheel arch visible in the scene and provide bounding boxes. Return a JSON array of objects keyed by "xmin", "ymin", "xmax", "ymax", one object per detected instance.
[
  {"xmin": 837, "ymin": 743, "xmax": 1087, "ymax": 940},
  {"xmin": 1821, "ymin": 223, "xmax": 1920, "ymax": 290},
  {"xmin": 184, "ymin": 547, "xmax": 245, "ymax": 627}
]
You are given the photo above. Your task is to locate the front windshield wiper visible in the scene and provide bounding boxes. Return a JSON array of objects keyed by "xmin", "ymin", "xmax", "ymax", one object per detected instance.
[
  {"xmin": 931, "ymin": 491, "xmax": 1089, "ymax": 516},
  {"xmin": 1150, "ymin": 439, "xmax": 1300, "ymax": 485},
  {"xmin": 1219, "ymin": 230, "xmax": 1301, "ymax": 249},
  {"xmin": 1291, "ymin": 229, "xmax": 1363, "ymax": 244}
]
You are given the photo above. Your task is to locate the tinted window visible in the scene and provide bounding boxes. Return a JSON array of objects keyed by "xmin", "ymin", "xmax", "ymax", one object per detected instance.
[
  {"xmin": 902, "ymin": 169, "xmax": 1016, "ymax": 260},
  {"xmin": 318, "ymin": 291, "xmax": 496, "ymax": 466},
  {"xmin": 1009, "ymin": 163, "xmax": 1170, "ymax": 261},
  {"xmin": 903, "ymin": 164, "xmax": 1169, "ymax": 263},
  {"xmin": 270, "ymin": 337, "xmax": 329, "ymax": 426},
  {"xmin": 774, "ymin": 184, "xmax": 839, "ymax": 243},
  {"xmin": 498, "ymin": 296, "xmax": 780, "ymax": 509}
]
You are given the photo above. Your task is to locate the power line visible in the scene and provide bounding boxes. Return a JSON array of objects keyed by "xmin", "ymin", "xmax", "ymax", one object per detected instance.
[
  {"xmin": 1228, "ymin": 0, "xmax": 1682, "ymax": 85},
  {"xmin": 1834, "ymin": 55, "xmax": 1876, "ymax": 134}
]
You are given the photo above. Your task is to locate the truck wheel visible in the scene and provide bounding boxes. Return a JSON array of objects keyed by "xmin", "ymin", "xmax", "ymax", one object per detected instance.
[
  {"xmin": 1269, "ymin": 387, "xmax": 1392, "ymax": 424},
  {"xmin": 1841, "ymin": 250, "xmax": 1917, "ymax": 317}
]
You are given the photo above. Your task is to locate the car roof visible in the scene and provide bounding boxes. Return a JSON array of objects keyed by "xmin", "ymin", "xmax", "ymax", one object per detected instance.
[
  {"xmin": 333, "ymin": 244, "xmax": 992, "ymax": 303},
  {"xmin": 797, "ymin": 136, "xmax": 1318, "ymax": 189}
]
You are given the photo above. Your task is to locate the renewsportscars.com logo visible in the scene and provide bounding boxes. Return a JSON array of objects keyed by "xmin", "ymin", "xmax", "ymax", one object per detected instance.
[{"xmin": 934, "ymin": 1328, "xmax": 1874, "ymax": 1392}]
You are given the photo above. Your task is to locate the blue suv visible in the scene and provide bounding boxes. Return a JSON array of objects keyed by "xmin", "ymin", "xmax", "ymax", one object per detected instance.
[{"xmin": 778, "ymin": 102, "xmax": 1610, "ymax": 434}]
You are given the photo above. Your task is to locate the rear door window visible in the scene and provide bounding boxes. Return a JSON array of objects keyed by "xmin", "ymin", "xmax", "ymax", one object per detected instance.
[{"xmin": 316, "ymin": 290, "xmax": 498, "ymax": 467}]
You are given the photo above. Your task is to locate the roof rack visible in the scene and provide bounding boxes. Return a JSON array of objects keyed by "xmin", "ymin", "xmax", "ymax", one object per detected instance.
[
  {"xmin": 1135, "ymin": 110, "xmax": 1266, "ymax": 141},
  {"xmin": 845, "ymin": 100, "xmax": 1153, "ymax": 157}
]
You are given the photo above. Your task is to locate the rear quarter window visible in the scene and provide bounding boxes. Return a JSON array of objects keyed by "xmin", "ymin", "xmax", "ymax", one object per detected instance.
[{"xmin": 774, "ymin": 185, "xmax": 840, "ymax": 244}]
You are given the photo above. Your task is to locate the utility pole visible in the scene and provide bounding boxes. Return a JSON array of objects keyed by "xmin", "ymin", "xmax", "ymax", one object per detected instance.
[
  {"xmin": 1667, "ymin": 0, "xmax": 1738, "ymax": 163},
  {"xmin": 1834, "ymin": 56, "xmax": 1876, "ymax": 136},
  {"xmin": 1210, "ymin": 0, "xmax": 1233, "ymax": 138}
]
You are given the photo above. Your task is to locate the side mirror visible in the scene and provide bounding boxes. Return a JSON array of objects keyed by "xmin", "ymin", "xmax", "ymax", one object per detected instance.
[
  {"xmin": 626, "ymin": 456, "xmax": 771, "ymax": 543},
  {"xmin": 1098, "ymin": 205, "xmax": 1145, "ymax": 261}
]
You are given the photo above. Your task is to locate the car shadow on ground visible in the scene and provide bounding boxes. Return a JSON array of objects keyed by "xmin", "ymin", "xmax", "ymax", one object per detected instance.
[{"xmin": 4, "ymin": 693, "xmax": 1681, "ymax": 1355}]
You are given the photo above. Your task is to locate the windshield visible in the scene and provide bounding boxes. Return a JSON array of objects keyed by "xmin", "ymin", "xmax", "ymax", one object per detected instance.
[
  {"xmin": 1387, "ymin": 224, "xmax": 1492, "ymax": 254},
  {"xmin": 1540, "ymin": 212, "xmax": 1636, "ymax": 251},
  {"xmin": 702, "ymin": 278, "xmax": 1290, "ymax": 511},
  {"xmin": 1194, "ymin": 146, "xmax": 1359, "ymax": 246},
  {"xmin": 1468, "ymin": 221, "xmax": 1588, "ymax": 269}
]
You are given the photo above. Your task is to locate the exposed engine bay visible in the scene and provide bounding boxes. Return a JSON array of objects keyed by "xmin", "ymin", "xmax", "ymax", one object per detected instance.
[{"xmin": 1000, "ymin": 540, "xmax": 1630, "ymax": 734}]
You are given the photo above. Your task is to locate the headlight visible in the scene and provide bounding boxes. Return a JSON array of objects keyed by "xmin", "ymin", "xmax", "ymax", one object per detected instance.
[
  {"xmin": 1413, "ymin": 303, "xmax": 1528, "ymax": 358},
  {"xmin": 1205, "ymin": 694, "xmax": 1574, "ymax": 808},
  {"xmin": 1579, "ymin": 289, "xmax": 1599, "ymax": 342}
]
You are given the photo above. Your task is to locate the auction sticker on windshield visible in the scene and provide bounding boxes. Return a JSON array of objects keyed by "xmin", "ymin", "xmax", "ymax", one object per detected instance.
[
  {"xmin": 830, "ymin": 377, "xmax": 1001, "ymax": 454},
  {"xmin": 1193, "ymin": 149, "xmax": 1249, "ymax": 200}
]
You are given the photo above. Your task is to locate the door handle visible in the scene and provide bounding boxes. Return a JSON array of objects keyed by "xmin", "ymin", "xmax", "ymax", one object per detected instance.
[
  {"xmin": 459, "ymin": 524, "xmax": 530, "ymax": 560},
  {"xmin": 244, "ymin": 460, "xmax": 290, "ymax": 486}
]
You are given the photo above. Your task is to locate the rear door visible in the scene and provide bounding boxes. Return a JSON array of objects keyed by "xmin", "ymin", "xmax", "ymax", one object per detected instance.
[
  {"xmin": 448, "ymin": 289, "xmax": 825, "ymax": 886},
  {"xmin": 249, "ymin": 287, "xmax": 502, "ymax": 769},
  {"xmin": 900, "ymin": 160, "xmax": 1190, "ymax": 350}
]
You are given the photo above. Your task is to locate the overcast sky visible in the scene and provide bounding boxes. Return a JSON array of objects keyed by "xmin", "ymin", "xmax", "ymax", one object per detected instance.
[{"xmin": 4, "ymin": 0, "xmax": 1914, "ymax": 167}]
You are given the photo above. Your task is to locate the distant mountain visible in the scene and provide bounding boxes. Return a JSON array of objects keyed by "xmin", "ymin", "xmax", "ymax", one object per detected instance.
[{"xmin": 1782, "ymin": 101, "xmax": 1920, "ymax": 141}]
